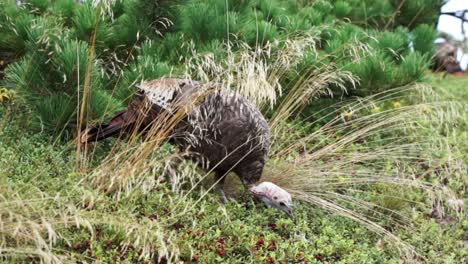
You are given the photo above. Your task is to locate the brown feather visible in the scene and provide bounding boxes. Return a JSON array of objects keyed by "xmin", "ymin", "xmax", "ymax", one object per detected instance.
[{"xmin": 81, "ymin": 78, "xmax": 270, "ymax": 186}]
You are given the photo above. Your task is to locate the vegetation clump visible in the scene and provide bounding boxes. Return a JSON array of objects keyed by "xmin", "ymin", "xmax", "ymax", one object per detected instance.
[{"xmin": 0, "ymin": 0, "xmax": 441, "ymax": 133}]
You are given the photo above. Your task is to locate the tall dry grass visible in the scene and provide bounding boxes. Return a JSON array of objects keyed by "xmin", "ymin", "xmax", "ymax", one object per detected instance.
[
  {"xmin": 85, "ymin": 34, "xmax": 464, "ymax": 260},
  {"xmin": 264, "ymin": 87, "xmax": 465, "ymax": 258}
]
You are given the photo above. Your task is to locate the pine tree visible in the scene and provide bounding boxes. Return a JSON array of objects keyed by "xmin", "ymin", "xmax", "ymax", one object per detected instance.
[{"xmin": 0, "ymin": 0, "xmax": 440, "ymax": 135}]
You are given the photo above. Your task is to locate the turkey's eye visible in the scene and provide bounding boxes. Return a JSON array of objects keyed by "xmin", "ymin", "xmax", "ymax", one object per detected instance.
[
  {"xmin": 279, "ymin": 202, "xmax": 285, "ymax": 207},
  {"xmin": 273, "ymin": 196, "xmax": 278, "ymax": 200}
]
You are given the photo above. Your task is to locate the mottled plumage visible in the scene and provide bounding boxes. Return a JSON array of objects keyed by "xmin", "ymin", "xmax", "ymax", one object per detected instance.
[{"xmin": 81, "ymin": 78, "xmax": 292, "ymax": 217}]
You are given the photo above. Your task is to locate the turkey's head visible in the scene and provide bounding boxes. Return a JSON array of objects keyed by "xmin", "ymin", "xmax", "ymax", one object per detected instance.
[{"xmin": 250, "ymin": 182, "xmax": 293, "ymax": 218}]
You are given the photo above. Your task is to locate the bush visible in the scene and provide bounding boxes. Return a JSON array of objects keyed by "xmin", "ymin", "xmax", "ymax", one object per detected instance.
[
  {"xmin": 0, "ymin": 0, "xmax": 441, "ymax": 134},
  {"xmin": 411, "ymin": 24, "xmax": 437, "ymax": 56}
]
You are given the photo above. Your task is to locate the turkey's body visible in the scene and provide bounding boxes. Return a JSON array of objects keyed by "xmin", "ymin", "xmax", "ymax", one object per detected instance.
[{"xmin": 81, "ymin": 78, "xmax": 270, "ymax": 187}]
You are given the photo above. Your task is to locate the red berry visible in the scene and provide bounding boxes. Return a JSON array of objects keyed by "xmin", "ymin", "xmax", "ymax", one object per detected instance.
[
  {"xmin": 251, "ymin": 246, "xmax": 258, "ymax": 252},
  {"xmin": 281, "ymin": 223, "xmax": 286, "ymax": 228},
  {"xmin": 218, "ymin": 249, "xmax": 225, "ymax": 256},
  {"xmin": 172, "ymin": 223, "xmax": 184, "ymax": 230},
  {"xmin": 268, "ymin": 241, "xmax": 276, "ymax": 251},
  {"xmin": 267, "ymin": 256, "xmax": 274, "ymax": 263},
  {"xmin": 192, "ymin": 255, "xmax": 199, "ymax": 262},
  {"xmin": 87, "ymin": 250, "xmax": 93, "ymax": 256},
  {"xmin": 149, "ymin": 213, "xmax": 158, "ymax": 221},
  {"xmin": 256, "ymin": 239, "xmax": 264, "ymax": 246},
  {"xmin": 268, "ymin": 223, "xmax": 277, "ymax": 230},
  {"xmin": 218, "ymin": 237, "xmax": 225, "ymax": 244},
  {"xmin": 315, "ymin": 254, "xmax": 322, "ymax": 261},
  {"xmin": 106, "ymin": 241, "xmax": 112, "ymax": 247}
]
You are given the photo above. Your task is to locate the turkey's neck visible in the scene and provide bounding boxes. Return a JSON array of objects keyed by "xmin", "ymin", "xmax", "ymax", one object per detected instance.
[
  {"xmin": 248, "ymin": 182, "xmax": 268, "ymax": 197},
  {"xmin": 249, "ymin": 182, "xmax": 275, "ymax": 207}
]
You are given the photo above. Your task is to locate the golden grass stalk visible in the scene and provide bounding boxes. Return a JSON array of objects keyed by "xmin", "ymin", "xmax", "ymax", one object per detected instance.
[
  {"xmin": 76, "ymin": 5, "xmax": 102, "ymax": 171},
  {"xmin": 259, "ymin": 84, "xmax": 465, "ymax": 257}
]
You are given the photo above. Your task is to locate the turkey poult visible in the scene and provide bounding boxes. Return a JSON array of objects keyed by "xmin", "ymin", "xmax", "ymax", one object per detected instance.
[{"xmin": 80, "ymin": 78, "xmax": 293, "ymax": 217}]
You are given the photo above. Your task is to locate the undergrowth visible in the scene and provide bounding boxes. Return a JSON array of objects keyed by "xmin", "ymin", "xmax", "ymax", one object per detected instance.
[
  {"xmin": 1, "ymin": 75, "xmax": 466, "ymax": 263},
  {"xmin": 0, "ymin": 1, "xmax": 466, "ymax": 263}
]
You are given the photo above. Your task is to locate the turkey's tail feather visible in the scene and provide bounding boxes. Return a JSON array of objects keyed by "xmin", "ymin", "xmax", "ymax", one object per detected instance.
[{"xmin": 80, "ymin": 110, "xmax": 135, "ymax": 144}]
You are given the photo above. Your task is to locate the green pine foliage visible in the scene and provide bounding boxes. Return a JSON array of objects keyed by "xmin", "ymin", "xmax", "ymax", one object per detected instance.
[
  {"xmin": 337, "ymin": 0, "xmax": 443, "ymax": 29},
  {"xmin": 333, "ymin": 1, "xmax": 352, "ymax": 19},
  {"xmin": 241, "ymin": 19, "xmax": 279, "ymax": 46},
  {"xmin": 178, "ymin": 2, "xmax": 231, "ymax": 42},
  {"xmin": 72, "ymin": 2, "xmax": 113, "ymax": 45},
  {"xmin": 391, "ymin": 0, "xmax": 444, "ymax": 29},
  {"xmin": 397, "ymin": 52, "xmax": 430, "ymax": 84},
  {"xmin": 4, "ymin": 54, "xmax": 47, "ymax": 96},
  {"xmin": 22, "ymin": 0, "xmax": 52, "ymax": 15},
  {"xmin": 342, "ymin": 51, "xmax": 396, "ymax": 95},
  {"xmin": 344, "ymin": 0, "xmax": 394, "ymax": 27},
  {"xmin": 52, "ymin": 39, "xmax": 90, "ymax": 90},
  {"xmin": 32, "ymin": 93, "xmax": 76, "ymax": 133},
  {"xmin": 0, "ymin": 0, "xmax": 440, "ymax": 134},
  {"xmin": 372, "ymin": 29, "xmax": 409, "ymax": 61},
  {"xmin": 0, "ymin": 2, "xmax": 28, "ymax": 53},
  {"xmin": 88, "ymin": 89, "xmax": 122, "ymax": 122},
  {"xmin": 411, "ymin": 24, "xmax": 438, "ymax": 56}
]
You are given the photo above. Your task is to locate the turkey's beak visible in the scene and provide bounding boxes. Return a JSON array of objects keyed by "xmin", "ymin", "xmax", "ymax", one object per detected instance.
[
  {"xmin": 288, "ymin": 210, "xmax": 294, "ymax": 219},
  {"xmin": 284, "ymin": 207, "xmax": 294, "ymax": 219}
]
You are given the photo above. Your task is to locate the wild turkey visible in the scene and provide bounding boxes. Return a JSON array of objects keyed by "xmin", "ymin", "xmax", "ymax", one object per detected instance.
[
  {"xmin": 81, "ymin": 78, "xmax": 293, "ymax": 217},
  {"xmin": 433, "ymin": 42, "xmax": 463, "ymax": 74}
]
